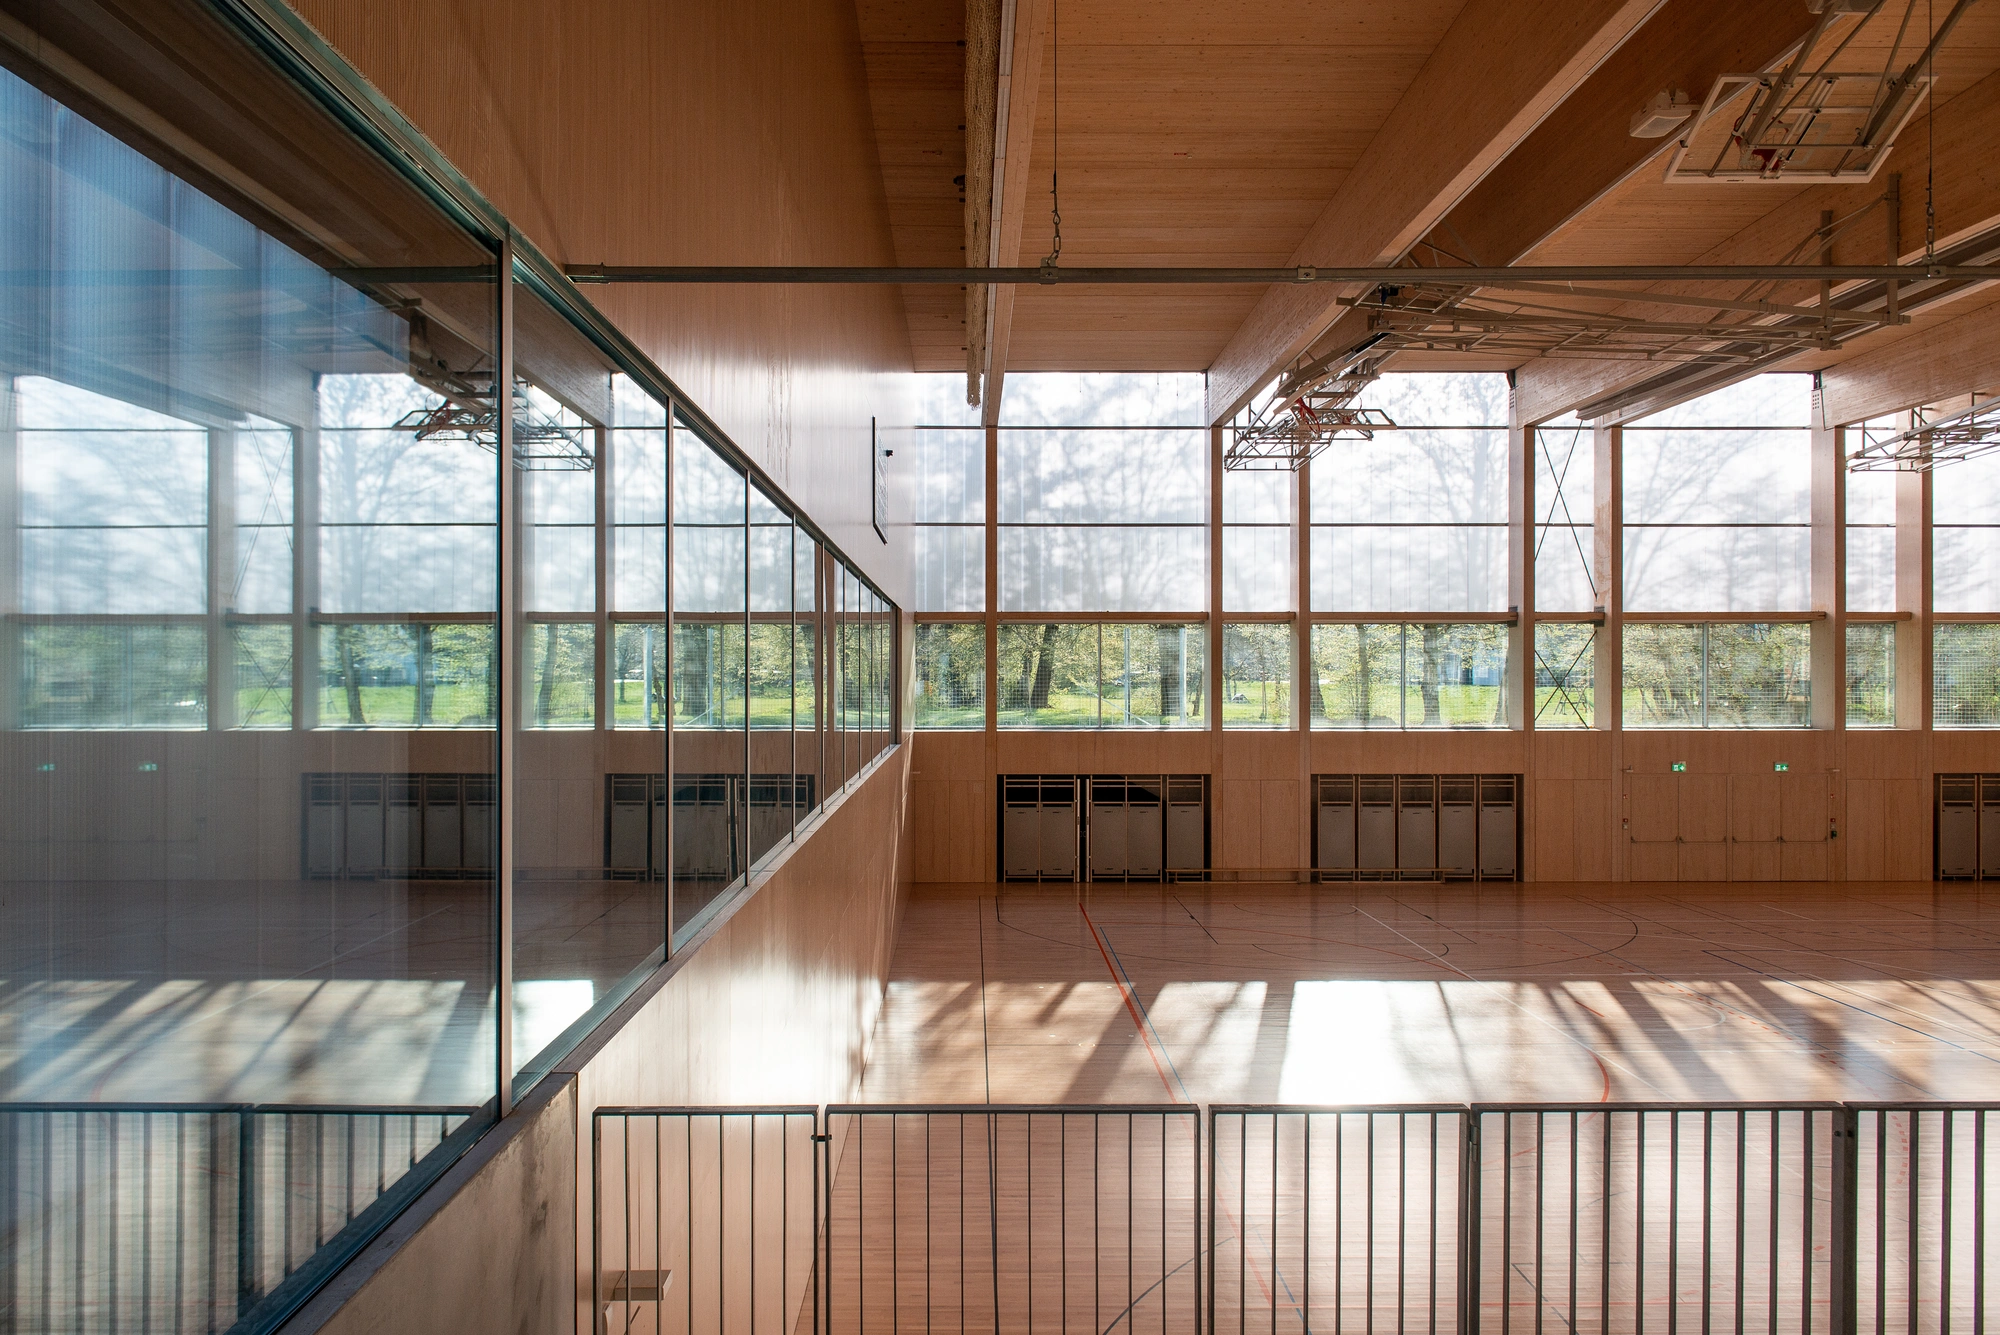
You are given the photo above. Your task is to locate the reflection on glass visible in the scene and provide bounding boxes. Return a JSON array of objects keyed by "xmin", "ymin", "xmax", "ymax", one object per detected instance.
[
  {"xmin": 1622, "ymin": 622, "xmax": 1810, "ymax": 728},
  {"xmin": 1533, "ymin": 623, "xmax": 1595, "ymax": 729},
  {"xmin": 318, "ymin": 623, "xmax": 494, "ymax": 728},
  {"xmin": 527, "ymin": 622, "xmax": 595, "ymax": 728},
  {"xmin": 1845, "ymin": 623, "xmax": 1895, "ymax": 728},
  {"xmin": 1, "ymin": 44, "xmax": 499, "ymax": 1332},
  {"xmin": 672, "ymin": 423, "xmax": 747, "ymax": 938},
  {"xmin": 611, "ymin": 622, "xmax": 667, "ymax": 728},
  {"xmin": 1221, "ymin": 623, "xmax": 1293, "ymax": 728},
  {"xmin": 1309, "ymin": 623, "xmax": 1508, "ymax": 729},
  {"xmin": 748, "ymin": 486, "xmax": 794, "ymax": 864}
]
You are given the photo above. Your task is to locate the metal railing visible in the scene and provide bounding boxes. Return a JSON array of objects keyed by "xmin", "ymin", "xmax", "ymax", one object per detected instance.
[
  {"xmin": 0, "ymin": 1102, "xmax": 477, "ymax": 1335},
  {"xmin": 594, "ymin": 1102, "xmax": 2000, "ymax": 1335}
]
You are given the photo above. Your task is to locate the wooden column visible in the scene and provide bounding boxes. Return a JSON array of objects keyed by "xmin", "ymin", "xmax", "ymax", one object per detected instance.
[
  {"xmin": 1208, "ymin": 425, "xmax": 1225, "ymax": 854},
  {"xmin": 1296, "ymin": 454, "xmax": 1313, "ymax": 870},
  {"xmin": 1894, "ymin": 445, "xmax": 1932, "ymax": 731},
  {"xmin": 1810, "ymin": 393, "xmax": 1845, "ymax": 732},
  {"xmin": 1509, "ymin": 392, "xmax": 1536, "ymax": 875},
  {"xmin": 1594, "ymin": 422, "xmax": 1624, "ymax": 881},
  {"xmin": 982, "ymin": 420, "xmax": 999, "ymax": 878}
]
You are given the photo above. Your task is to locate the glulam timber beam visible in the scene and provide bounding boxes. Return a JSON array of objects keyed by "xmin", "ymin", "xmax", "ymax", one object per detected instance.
[
  {"xmin": 1286, "ymin": 0, "xmax": 1817, "ymax": 384},
  {"xmin": 1820, "ymin": 292, "xmax": 2000, "ymax": 425},
  {"xmin": 977, "ymin": 0, "xmax": 1048, "ymax": 426},
  {"xmin": 1514, "ymin": 64, "xmax": 2000, "ymax": 424},
  {"xmin": 1200, "ymin": 0, "xmax": 1664, "ymax": 426}
]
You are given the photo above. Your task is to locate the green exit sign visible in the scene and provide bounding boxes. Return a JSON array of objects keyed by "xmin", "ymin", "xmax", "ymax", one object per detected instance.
[
  {"xmin": 1671, "ymin": 761, "xmax": 1687, "ymax": 772},
  {"xmin": 1774, "ymin": 762, "xmax": 1790, "ymax": 772}
]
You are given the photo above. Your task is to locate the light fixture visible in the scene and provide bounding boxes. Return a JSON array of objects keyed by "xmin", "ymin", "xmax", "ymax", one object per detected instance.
[{"xmin": 1629, "ymin": 89, "xmax": 1693, "ymax": 139}]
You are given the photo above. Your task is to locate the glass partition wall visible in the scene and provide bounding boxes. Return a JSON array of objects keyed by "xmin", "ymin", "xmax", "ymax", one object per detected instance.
[{"xmin": 0, "ymin": 7, "xmax": 898, "ymax": 1331}]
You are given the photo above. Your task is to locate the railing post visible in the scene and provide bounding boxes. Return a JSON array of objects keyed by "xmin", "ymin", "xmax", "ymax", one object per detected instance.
[
  {"xmin": 1458, "ymin": 1108, "xmax": 1481, "ymax": 1334},
  {"xmin": 237, "ymin": 1108, "xmax": 257, "ymax": 1320},
  {"xmin": 1206, "ymin": 1107, "xmax": 1216, "ymax": 1335},
  {"xmin": 1830, "ymin": 1105, "xmax": 1859, "ymax": 1335}
]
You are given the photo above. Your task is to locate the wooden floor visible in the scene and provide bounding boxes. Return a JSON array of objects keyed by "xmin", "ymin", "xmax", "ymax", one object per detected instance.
[{"xmin": 857, "ymin": 880, "xmax": 2000, "ymax": 1105}]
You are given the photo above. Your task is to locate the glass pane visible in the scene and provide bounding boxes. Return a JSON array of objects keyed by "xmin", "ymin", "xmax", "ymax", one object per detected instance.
[
  {"xmin": 1623, "ymin": 622, "xmax": 1810, "ymax": 728},
  {"xmin": 914, "ymin": 427, "xmax": 985, "ymax": 522},
  {"xmin": 1534, "ymin": 420, "xmax": 1597, "ymax": 614},
  {"xmin": 317, "ymin": 623, "xmax": 494, "ymax": 728},
  {"xmin": 1622, "ymin": 404, "xmax": 1809, "ymax": 612},
  {"xmin": 20, "ymin": 622, "xmax": 207, "ymax": 729},
  {"xmin": 1845, "ymin": 623, "xmax": 1895, "ymax": 728},
  {"xmin": 672, "ymin": 424, "xmax": 747, "ymax": 939},
  {"xmin": 915, "ymin": 525, "xmax": 984, "ymax": 613},
  {"xmin": 1222, "ymin": 623, "xmax": 1294, "ymax": 729},
  {"xmin": 1309, "ymin": 524, "xmax": 1508, "ymax": 613},
  {"xmin": 1622, "ymin": 526, "xmax": 1810, "ymax": 613},
  {"xmin": 1637, "ymin": 373, "xmax": 1811, "ymax": 428},
  {"xmin": 796, "ymin": 539, "xmax": 824, "ymax": 814},
  {"xmin": 610, "ymin": 622, "xmax": 667, "ymax": 728},
  {"xmin": 997, "ymin": 525, "xmax": 1208, "ymax": 613},
  {"xmin": 1934, "ymin": 525, "xmax": 2000, "ymax": 614},
  {"xmin": 1704, "ymin": 623, "xmax": 1809, "ymax": 727},
  {"xmin": 1934, "ymin": 623, "xmax": 2000, "ymax": 727},
  {"xmin": 1846, "ymin": 525, "xmax": 1897, "ymax": 614},
  {"xmin": 915, "ymin": 623, "xmax": 985, "ymax": 728},
  {"xmin": 747, "ymin": 490, "xmax": 793, "ymax": 864},
  {"xmin": 232, "ymin": 421, "xmax": 295, "ymax": 614},
  {"xmin": 232, "ymin": 624, "xmax": 293, "ymax": 729},
  {"xmin": 0, "ymin": 23, "xmax": 502, "ymax": 1328},
  {"xmin": 1309, "ymin": 623, "xmax": 1401, "ymax": 728},
  {"xmin": 1533, "ymin": 623, "xmax": 1595, "ymax": 729},
  {"xmin": 1223, "ymin": 526, "xmax": 1292, "ymax": 613},
  {"xmin": 1409, "ymin": 623, "xmax": 1508, "ymax": 728},
  {"xmin": 318, "ymin": 374, "xmax": 497, "ymax": 614},
  {"xmin": 998, "ymin": 428, "xmax": 1205, "ymax": 523},
  {"xmin": 526, "ymin": 622, "xmax": 594, "ymax": 728},
  {"xmin": 996, "ymin": 372, "xmax": 1207, "ymax": 426},
  {"xmin": 1099, "ymin": 623, "xmax": 1205, "ymax": 730},
  {"xmin": 996, "ymin": 623, "xmax": 1100, "ymax": 728},
  {"xmin": 1622, "ymin": 623, "xmax": 1705, "ymax": 728}
]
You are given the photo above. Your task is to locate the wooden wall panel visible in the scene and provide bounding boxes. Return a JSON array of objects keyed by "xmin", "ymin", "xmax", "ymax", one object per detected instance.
[
  {"xmin": 289, "ymin": 0, "xmax": 918, "ymax": 604},
  {"xmin": 1259, "ymin": 780, "xmax": 1301, "ymax": 868},
  {"xmin": 1572, "ymin": 780, "xmax": 1614, "ymax": 880},
  {"xmin": 560, "ymin": 749, "xmax": 912, "ymax": 1333}
]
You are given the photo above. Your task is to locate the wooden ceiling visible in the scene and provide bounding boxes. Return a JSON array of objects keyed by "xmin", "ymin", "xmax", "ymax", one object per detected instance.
[{"xmin": 853, "ymin": 0, "xmax": 2000, "ymax": 421}]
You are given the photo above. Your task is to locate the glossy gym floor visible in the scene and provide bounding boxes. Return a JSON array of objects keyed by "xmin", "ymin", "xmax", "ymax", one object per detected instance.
[{"xmin": 858, "ymin": 881, "xmax": 2000, "ymax": 1105}]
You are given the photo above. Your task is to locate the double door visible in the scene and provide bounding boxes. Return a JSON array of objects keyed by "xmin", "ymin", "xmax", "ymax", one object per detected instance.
[{"xmin": 1624, "ymin": 770, "xmax": 1832, "ymax": 881}]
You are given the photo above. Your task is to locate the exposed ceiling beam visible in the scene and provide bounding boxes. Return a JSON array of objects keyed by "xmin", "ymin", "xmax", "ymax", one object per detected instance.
[
  {"xmin": 564, "ymin": 263, "xmax": 1983, "ymax": 285},
  {"xmin": 1821, "ymin": 290, "xmax": 2000, "ymax": 426},
  {"xmin": 978, "ymin": 0, "xmax": 1048, "ymax": 426},
  {"xmin": 1280, "ymin": 0, "xmax": 1819, "ymax": 385},
  {"xmin": 1199, "ymin": 0, "xmax": 1666, "ymax": 426},
  {"xmin": 1515, "ymin": 62, "xmax": 2000, "ymax": 423},
  {"xmin": 963, "ymin": 0, "xmax": 1000, "ymax": 407}
]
